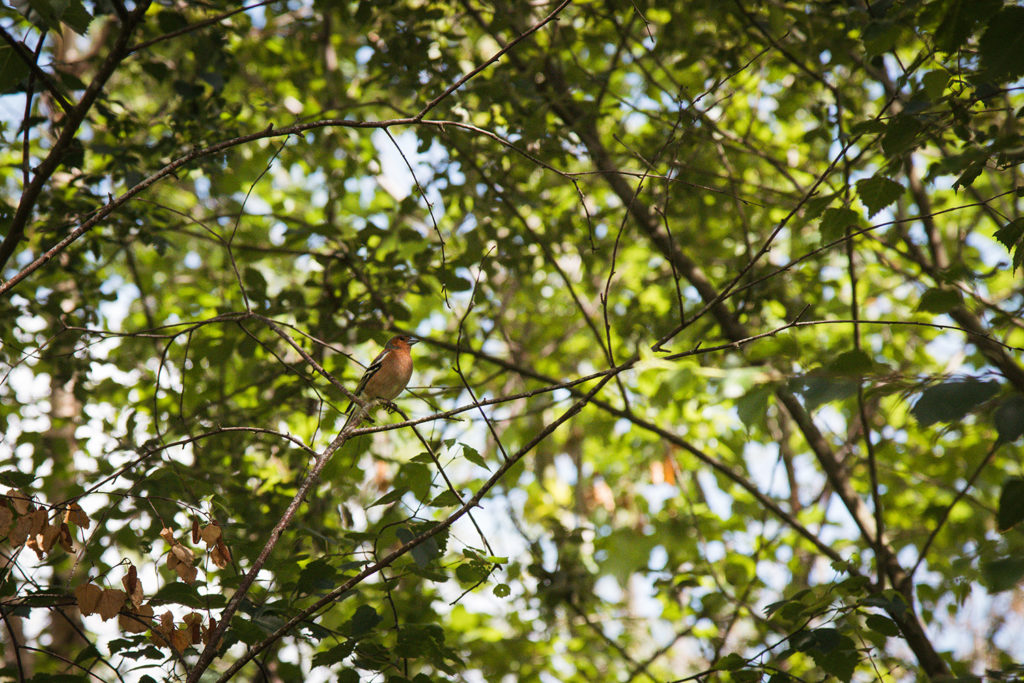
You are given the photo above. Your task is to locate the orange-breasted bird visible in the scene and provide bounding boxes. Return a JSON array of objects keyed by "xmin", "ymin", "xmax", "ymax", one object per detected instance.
[{"xmin": 342, "ymin": 335, "xmax": 418, "ymax": 431}]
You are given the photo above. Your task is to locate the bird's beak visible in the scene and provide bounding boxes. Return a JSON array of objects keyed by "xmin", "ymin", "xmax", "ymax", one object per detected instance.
[{"xmin": 407, "ymin": 337, "xmax": 420, "ymax": 345}]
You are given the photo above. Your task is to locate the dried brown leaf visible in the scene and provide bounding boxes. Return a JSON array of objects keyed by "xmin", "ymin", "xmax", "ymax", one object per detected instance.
[
  {"xmin": 166, "ymin": 550, "xmax": 179, "ymax": 570},
  {"xmin": 122, "ymin": 565, "xmax": 143, "ymax": 608},
  {"xmin": 75, "ymin": 583, "xmax": 102, "ymax": 616},
  {"xmin": 65, "ymin": 503, "xmax": 90, "ymax": 529},
  {"xmin": 202, "ymin": 617, "xmax": 217, "ymax": 645},
  {"xmin": 159, "ymin": 610, "xmax": 174, "ymax": 631},
  {"xmin": 7, "ymin": 490, "xmax": 32, "ymax": 515},
  {"xmin": 150, "ymin": 611, "xmax": 175, "ymax": 649},
  {"xmin": 0, "ymin": 507, "xmax": 12, "ymax": 537},
  {"xmin": 170, "ymin": 543, "xmax": 194, "ymax": 566},
  {"xmin": 38, "ymin": 523, "xmax": 61, "ymax": 553},
  {"xmin": 174, "ymin": 562, "xmax": 198, "ymax": 584},
  {"xmin": 159, "ymin": 527, "xmax": 175, "ymax": 545},
  {"xmin": 58, "ymin": 523, "xmax": 74, "ymax": 552},
  {"xmin": 211, "ymin": 539, "xmax": 231, "ymax": 569},
  {"xmin": 199, "ymin": 522, "xmax": 221, "ymax": 546},
  {"xmin": 27, "ymin": 509, "xmax": 47, "ymax": 536},
  {"xmin": 183, "ymin": 612, "xmax": 202, "ymax": 644},
  {"xmin": 10, "ymin": 515, "xmax": 31, "ymax": 546},
  {"xmin": 98, "ymin": 588, "xmax": 128, "ymax": 621},
  {"xmin": 119, "ymin": 603, "xmax": 154, "ymax": 634},
  {"xmin": 25, "ymin": 535, "xmax": 44, "ymax": 559},
  {"xmin": 170, "ymin": 628, "xmax": 190, "ymax": 653}
]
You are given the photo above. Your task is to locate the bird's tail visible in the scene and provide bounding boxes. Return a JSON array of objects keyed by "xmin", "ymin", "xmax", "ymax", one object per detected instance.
[
  {"xmin": 342, "ymin": 402, "xmax": 358, "ymax": 432},
  {"xmin": 342, "ymin": 400, "xmax": 370, "ymax": 433}
]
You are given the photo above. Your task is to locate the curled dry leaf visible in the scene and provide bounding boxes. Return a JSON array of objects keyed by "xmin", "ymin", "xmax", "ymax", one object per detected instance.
[
  {"xmin": 26, "ymin": 535, "xmax": 44, "ymax": 559},
  {"xmin": 38, "ymin": 522, "xmax": 61, "ymax": 554},
  {"xmin": 58, "ymin": 523, "xmax": 74, "ymax": 552},
  {"xmin": 75, "ymin": 583, "xmax": 102, "ymax": 616},
  {"xmin": 166, "ymin": 543, "xmax": 199, "ymax": 584},
  {"xmin": 199, "ymin": 522, "xmax": 221, "ymax": 546},
  {"xmin": 175, "ymin": 563, "xmax": 198, "ymax": 584},
  {"xmin": 122, "ymin": 565, "xmax": 144, "ymax": 608},
  {"xmin": 183, "ymin": 612, "xmax": 202, "ymax": 644},
  {"xmin": 7, "ymin": 489, "xmax": 32, "ymax": 515},
  {"xmin": 151, "ymin": 611, "xmax": 191, "ymax": 653},
  {"xmin": 118, "ymin": 603, "xmax": 154, "ymax": 634},
  {"xmin": 159, "ymin": 527, "xmax": 175, "ymax": 545},
  {"xmin": 98, "ymin": 588, "xmax": 128, "ymax": 621},
  {"xmin": 211, "ymin": 539, "xmax": 231, "ymax": 569},
  {"xmin": 202, "ymin": 617, "xmax": 217, "ymax": 645},
  {"xmin": 170, "ymin": 542, "xmax": 194, "ymax": 566},
  {"xmin": 65, "ymin": 502, "xmax": 90, "ymax": 529}
]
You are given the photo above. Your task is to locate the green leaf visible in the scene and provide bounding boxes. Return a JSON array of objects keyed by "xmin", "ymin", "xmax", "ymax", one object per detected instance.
[
  {"xmin": 150, "ymin": 582, "xmax": 205, "ymax": 608},
  {"xmin": 312, "ymin": 640, "xmax": 355, "ymax": 667},
  {"xmin": 994, "ymin": 217, "xmax": 1024, "ymax": 251},
  {"xmin": 713, "ymin": 652, "xmax": 747, "ymax": 671},
  {"xmin": 456, "ymin": 562, "xmax": 490, "ymax": 583},
  {"xmin": 849, "ymin": 119, "xmax": 886, "ymax": 135},
  {"xmin": 819, "ymin": 207, "xmax": 860, "ymax": 243},
  {"xmin": 459, "ymin": 443, "xmax": 489, "ymax": 470},
  {"xmin": 369, "ymin": 486, "xmax": 407, "ymax": 508},
  {"xmin": 982, "ymin": 556, "xmax": 1024, "ymax": 592},
  {"xmin": 297, "ymin": 558, "xmax": 338, "ymax": 594},
  {"xmin": 799, "ymin": 629, "xmax": 858, "ymax": 680},
  {"xmin": 994, "ymin": 395, "xmax": 1024, "ymax": 443},
  {"xmin": 396, "ymin": 525, "xmax": 442, "ymax": 568},
  {"xmin": 980, "ymin": 6, "xmax": 1024, "ymax": 80},
  {"xmin": 231, "ymin": 617, "xmax": 265, "ymax": 645},
  {"xmin": 922, "ymin": 70, "xmax": 950, "ymax": 100},
  {"xmin": 0, "ymin": 45, "xmax": 31, "ymax": 95},
  {"xmin": 910, "ymin": 378, "xmax": 999, "ymax": 426},
  {"xmin": 815, "ymin": 646, "xmax": 858, "ymax": 681},
  {"xmin": 997, "ymin": 477, "xmax": 1024, "ymax": 531},
  {"xmin": 953, "ymin": 159, "xmax": 986, "ymax": 191},
  {"xmin": 345, "ymin": 604, "xmax": 381, "ymax": 638},
  {"xmin": 242, "ymin": 266, "xmax": 268, "ymax": 301},
  {"xmin": 994, "ymin": 218, "xmax": 1024, "ymax": 271},
  {"xmin": 825, "ymin": 349, "xmax": 874, "ymax": 375},
  {"xmin": 917, "ymin": 287, "xmax": 962, "ymax": 314},
  {"xmin": 934, "ymin": 0, "xmax": 1002, "ymax": 52},
  {"xmin": 864, "ymin": 613, "xmax": 900, "ymax": 637},
  {"xmin": 0, "ymin": 470, "xmax": 36, "ymax": 489},
  {"xmin": 790, "ymin": 375, "xmax": 858, "ymax": 411},
  {"xmin": 862, "ymin": 21, "xmax": 904, "ymax": 57},
  {"xmin": 882, "ymin": 114, "xmax": 923, "ymax": 157},
  {"xmin": 493, "ymin": 583, "xmax": 510, "ymax": 597},
  {"xmin": 26, "ymin": 0, "xmax": 93, "ymax": 35},
  {"xmin": 856, "ymin": 175, "xmax": 904, "ymax": 217},
  {"xmin": 400, "ymin": 463, "xmax": 432, "ymax": 502},
  {"xmin": 429, "ymin": 489, "xmax": 461, "ymax": 507},
  {"xmin": 737, "ymin": 385, "xmax": 773, "ymax": 429}
]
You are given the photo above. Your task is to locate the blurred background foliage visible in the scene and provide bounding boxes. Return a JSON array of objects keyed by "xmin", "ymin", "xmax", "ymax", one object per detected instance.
[{"xmin": 2, "ymin": 0, "xmax": 1024, "ymax": 680}]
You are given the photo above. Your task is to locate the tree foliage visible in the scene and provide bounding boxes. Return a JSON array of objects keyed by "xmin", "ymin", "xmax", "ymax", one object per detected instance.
[{"xmin": 2, "ymin": 0, "xmax": 1024, "ymax": 681}]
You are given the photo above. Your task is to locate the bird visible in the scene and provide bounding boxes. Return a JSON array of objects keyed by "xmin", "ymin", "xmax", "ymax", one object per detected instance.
[{"xmin": 342, "ymin": 335, "xmax": 418, "ymax": 432}]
